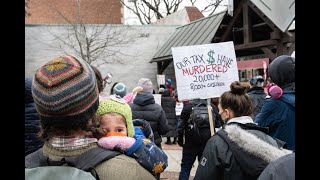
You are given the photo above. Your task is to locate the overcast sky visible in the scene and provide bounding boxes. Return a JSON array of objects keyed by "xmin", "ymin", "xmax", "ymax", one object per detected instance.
[{"xmin": 178, "ymin": 0, "xmax": 228, "ymax": 16}]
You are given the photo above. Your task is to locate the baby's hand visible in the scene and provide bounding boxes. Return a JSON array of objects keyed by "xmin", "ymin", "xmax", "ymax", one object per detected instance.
[{"xmin": 98, "ymin": 136, "xmax": 136, "ymax": 151}]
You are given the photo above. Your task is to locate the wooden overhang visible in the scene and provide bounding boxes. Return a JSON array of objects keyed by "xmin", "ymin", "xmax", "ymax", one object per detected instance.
[{"xmin": 151, "ymin": 0, "xmax": 295, "ymax": 74}]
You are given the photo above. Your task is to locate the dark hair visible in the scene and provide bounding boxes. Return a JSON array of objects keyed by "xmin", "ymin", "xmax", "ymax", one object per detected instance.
[
  {"xmin": 240, "ymin": 80, "xmax": 250, "ymax": 93},
  {"xmin": 220, "ymin": 81, "xmax": 253, "ymax": 117},
  {"xmin": 38, "ymin": 115, "xmax": 94, "ymax": 140},
  {"xmin": 211, "ymin": 97, "xmax": 219, "ymax": 107},
  {"xmin": 91, "ymin": 65, "xmax": 104, "ymax": 93},
  {"xmin": 110, "ymin": 82, "xmax": 119, "ymax": 95}
]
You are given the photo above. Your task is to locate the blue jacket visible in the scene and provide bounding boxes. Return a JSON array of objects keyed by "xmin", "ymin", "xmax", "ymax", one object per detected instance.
[
  {"xmin": 25, "ymin": 78, "xmax": 43, "ymax": 156},
  {"xmin": 125, "ymin": 119, "xmax": 168, "ymax": 176},
  {"xmin": 256, "ymin": 90, "xmax": 295, "ymax": 150}
]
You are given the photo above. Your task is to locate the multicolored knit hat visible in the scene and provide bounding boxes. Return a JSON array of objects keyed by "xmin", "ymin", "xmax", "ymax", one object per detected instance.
[
  {"xmin": 32, "ymin": 55, "xmax": 99, "ymax": 128},
  {"xmin": 96, "ymin": 95, "xmax": 134, "ymax": 137}
]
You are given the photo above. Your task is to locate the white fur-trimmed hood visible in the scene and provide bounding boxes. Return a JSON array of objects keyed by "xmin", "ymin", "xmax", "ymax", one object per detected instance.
[{"xmin": 224, "ymin": 124, "xmax": 292, "ymax": 163}]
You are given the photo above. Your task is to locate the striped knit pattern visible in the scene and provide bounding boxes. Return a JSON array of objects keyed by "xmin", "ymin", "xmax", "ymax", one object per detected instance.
[{"xmin": 32, "ymin": 55, "xmax": 99, "ymax": 127}]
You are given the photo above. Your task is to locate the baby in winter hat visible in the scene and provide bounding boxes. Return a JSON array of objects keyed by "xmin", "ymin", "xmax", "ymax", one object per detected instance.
[{"xmin": 94, "ymin": 95, "xmax": 168, "ymax": 175}]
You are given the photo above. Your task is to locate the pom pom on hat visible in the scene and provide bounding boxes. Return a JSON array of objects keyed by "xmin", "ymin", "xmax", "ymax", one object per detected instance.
[
  {"xmin": 96, "ymin": 95, "xmax": 134, "ymax": 137},
  {"xmin": 32, "ymin": 55, "xmax": 99, "ymax": 128},
  {"xmin": 113, "ymin": 82, "xmax": 127, "ymax": 98},
  {"xmin": 137, "ymin": 78, "xmax": 153, "ymax": 93}
]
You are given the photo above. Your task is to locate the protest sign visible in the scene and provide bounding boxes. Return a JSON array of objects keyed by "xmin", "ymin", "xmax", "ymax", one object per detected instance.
[
  {"xmin": 153, "ymin": 94, "xmax": 162, "ymax": 105},
  {"xmin": 172, "ymin": 41, "xmax": 239, "ymax": 101},
  {"xmin": 156, "ymin": 75, "xmax": 165, "ymax": 88}
]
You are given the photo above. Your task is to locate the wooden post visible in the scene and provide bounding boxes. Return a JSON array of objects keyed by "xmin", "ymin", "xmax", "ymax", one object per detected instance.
[
  {"xmin": 243, "ymin": 1, "xmax": 252, "ymax": 43},
  {"xmin": 207, "ymin": 98, "xmax": 215, "ymax": 136}
]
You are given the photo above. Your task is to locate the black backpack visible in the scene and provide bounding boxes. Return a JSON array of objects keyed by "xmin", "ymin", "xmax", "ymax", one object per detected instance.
[{"xmin": 187, "ymin": 102, "xmax": 215, "ymax": 145}]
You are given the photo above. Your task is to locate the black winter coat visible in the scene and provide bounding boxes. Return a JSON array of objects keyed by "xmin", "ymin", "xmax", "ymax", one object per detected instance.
[
  {"xmin": 194, "ymin": 118, "xmax": 292, "ymax": 180},
  {"xmin": 177, "ymin": 99, "xmax": 221, "ymax": 149},
  {"xmin": 161, "ymin": 89, "xmax": 177, "ymax": 137},
  {"xmin": 247, "ymin": 87, "xmax": 267, "ymax": 121},
  {"xmin": 25, "ymin": 79, "xmax": 43, "ymax": 156},
  {"xmin": 130, "ymin": 93, "xmax": 169, "ymax": 146}
]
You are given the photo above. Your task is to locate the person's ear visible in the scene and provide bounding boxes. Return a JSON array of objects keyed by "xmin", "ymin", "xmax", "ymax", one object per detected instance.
[{"xmin": 224, "ymin": 109, "xmax": 230, "ymax": 119}]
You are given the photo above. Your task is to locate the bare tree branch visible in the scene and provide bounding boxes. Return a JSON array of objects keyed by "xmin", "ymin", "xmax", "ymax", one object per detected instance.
[
  {"xmin": 40, "ymin": 0, "xmax": 137, "ymax": 65},
  {"xmin": 141, "ymin": 0, "xmax": 164, "ymax": 19},
  {"xmin": 122, "ymin": 0, "xmax": 226, "ymax": 24}
]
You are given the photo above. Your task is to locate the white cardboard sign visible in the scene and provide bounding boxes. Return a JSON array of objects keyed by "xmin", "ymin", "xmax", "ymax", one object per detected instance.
[
  {"xmin": 172, "ymin": 41, "xmax": 239, "ymax": 101},
  {"xmin": 153, "ymin": 94, "xmax": 162, "ymax": 105}
]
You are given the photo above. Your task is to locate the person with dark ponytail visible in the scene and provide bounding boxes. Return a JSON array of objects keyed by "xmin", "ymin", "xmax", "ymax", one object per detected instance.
[{"xmin": 194, "ymin": 81, "xmax": 292, "ymax": 180}]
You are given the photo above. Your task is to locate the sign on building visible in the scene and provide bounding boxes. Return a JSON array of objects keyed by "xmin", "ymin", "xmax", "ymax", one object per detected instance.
[
  {"xmin": 156, "ymin": 74, "xmax": 166, "ymax": 88},
  {"xmin": 172, "ymin": 41, "xmax": 239, "ymax": 101}
]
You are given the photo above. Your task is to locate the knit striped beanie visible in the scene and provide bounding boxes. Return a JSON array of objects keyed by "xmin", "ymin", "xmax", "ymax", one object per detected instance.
[
  {"xmin": 32, "ymin": 55, "xmax": 99, "ymax": 128},
  {"xmin": 96, "ymin": 95, "xmax": 134, "ymax": 137}
]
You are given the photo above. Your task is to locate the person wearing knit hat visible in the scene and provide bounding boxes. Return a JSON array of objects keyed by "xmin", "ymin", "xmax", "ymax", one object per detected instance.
[
  {"xmin": 112, "ymin": 82, "xmax": 127, "ymax": 98},
  {"xmin": 137, "ymin": 78, "xmax": 154, "ymax": 94},
  {"xmin": 256, "ymin": 55, "xmax": 295, "ymax": 150},
  {"xmin": 165, "ymin": 79, "xmax": 173, "ymax": 97},
  {"xmin": 32, "ymin": 54, "xmax": 99, "ymax": 134},
  {"xmin": 130, "ymin": 78, "xmax": 170, "ymax": 148},
  {"xmin": 95, "ymin": 95, "xmax": 168, "ymax": 176},
  {"xmin": 96, "ymin": 95, "xmax": 135, "ymax": 137},
  {"xmin": 25, "ymin": 54, "xmax": 155, "ymax": 180}
]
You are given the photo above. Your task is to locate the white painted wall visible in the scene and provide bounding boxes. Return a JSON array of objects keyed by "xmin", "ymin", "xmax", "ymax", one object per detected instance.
[{"xmin": 25, "ymin": 24, "xmax": 178, "ymax": 94}]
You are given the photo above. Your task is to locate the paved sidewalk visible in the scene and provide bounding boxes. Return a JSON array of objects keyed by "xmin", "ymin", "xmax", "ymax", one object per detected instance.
[{"xmin": 160, "ymin": 139, "xmax": 198, "ymax": 180}]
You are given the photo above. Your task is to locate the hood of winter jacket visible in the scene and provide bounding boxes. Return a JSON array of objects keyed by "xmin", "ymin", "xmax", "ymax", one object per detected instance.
[
  {"xmin": 133, "ymin": 93, "xmax": 155, "ymax": 106},
  {"xmin": 280, "ymin": 91, "xmax": 295, "ymax": 109},
  {"xmin": 268, "ymin": 55, "xmax": 295, "ymax": 88},
  {"xmin": 220, "ymin": 123, "xmax": 292, "ymax": 177},
  {"xmin": 247, "ymin": 87, "xmax": 266, "ymax": 94}
]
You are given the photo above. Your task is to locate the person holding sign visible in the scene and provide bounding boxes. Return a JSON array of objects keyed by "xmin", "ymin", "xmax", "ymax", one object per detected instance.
[
  {"xmin": 194, "ymin": 81, "xmax": 292, "ymax": 180},
  {"xmin": 177, "ymin": 98, "xmax": 221, "ymax": 180}
]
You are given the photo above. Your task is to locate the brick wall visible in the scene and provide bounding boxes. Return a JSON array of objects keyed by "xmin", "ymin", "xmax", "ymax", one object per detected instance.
[
  {"xmin": 26, "ymin": 0, "xmax": 122, "ymax": 24},
  {"xmin": 185, "ymin": 6, "xmax": 204, "ymax": 22}
]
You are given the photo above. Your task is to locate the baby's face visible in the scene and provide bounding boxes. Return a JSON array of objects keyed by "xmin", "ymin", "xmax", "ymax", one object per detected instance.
[{"xmin": 100, "ymin": 113, "xmax": 128, "ymax": 136}]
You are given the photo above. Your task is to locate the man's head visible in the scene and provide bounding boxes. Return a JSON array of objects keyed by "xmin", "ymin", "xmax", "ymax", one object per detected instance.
[
  {"xmin": 268, "ymin": 55, "xmax": 295, "ymax": 88},
  {"xmin": 250, "ymin": 75, "xmax": 264, "ymax": 87},
  {"xmin": 137, "ymin": 78, "xmax": 153, "ymax": 94},
  {"xmin": 32, "ymin": 55, "xmax": 99, "ymax": 140}
]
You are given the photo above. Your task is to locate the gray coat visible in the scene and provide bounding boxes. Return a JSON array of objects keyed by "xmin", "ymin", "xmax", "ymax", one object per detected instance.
[
  {"xmin": 258, "ymin": 153, "xmax": 295, "ymax": 180},
  {"xmin": 247, "ymin": 87, "xmax": 267, "ymax": 121}
]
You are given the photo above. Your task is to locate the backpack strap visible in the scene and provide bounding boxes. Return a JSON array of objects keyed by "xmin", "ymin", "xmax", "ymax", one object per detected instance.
[
  {"xmin": 26, "ymin": 147, "xmax": 121, "ymax": 171},
  {"xmin": 66, "ymin": 147, "xmax": 121, "ymax": 171}
]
